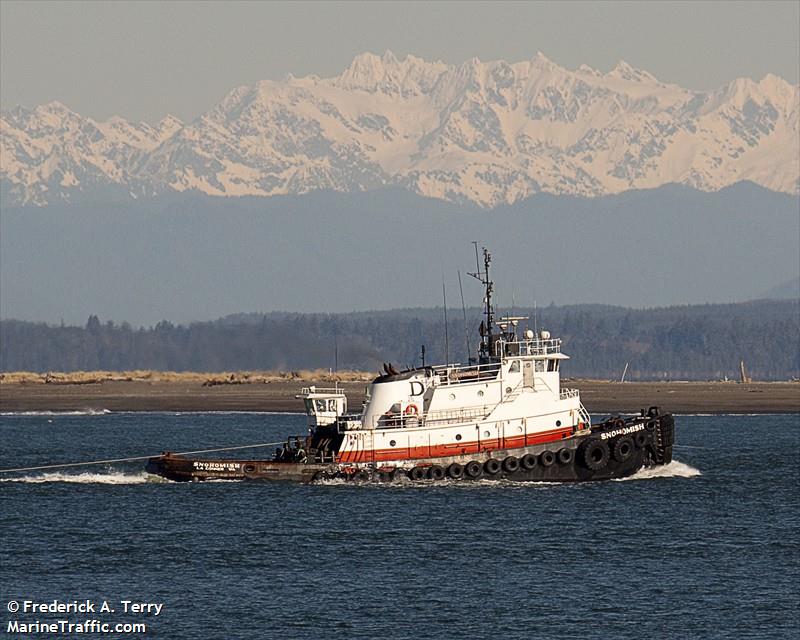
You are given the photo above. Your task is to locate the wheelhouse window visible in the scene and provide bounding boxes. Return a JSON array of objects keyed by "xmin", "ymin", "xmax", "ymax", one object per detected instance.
[
  {"xmin": 509, "ymin": 360, "xmax": 520, "ymax": 373},
  {"xmin": 547, "ymin": 359, "xmax": 559, "ymax": 372}
]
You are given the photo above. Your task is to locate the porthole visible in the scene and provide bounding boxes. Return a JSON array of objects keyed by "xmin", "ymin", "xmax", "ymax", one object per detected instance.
[
  {"xmin": 477, "ymin": 390, "xmax": 484, "ymax": 397},
  {"xmin": 389, "ymin": 440, "xmax": 396, "ymax": 447},
  {"xmin": 484, "ymin": 431, "xmax": 491, "ymax": 437},
  {"xmin": 505, "ymin": 387, "xmax": 512, "ymax": 393},
  {"xmin": 455, "ymin": 434, "xmax": 462, "ymax": 441},
  {"xmin": 556, "ymin": 420, "xmax": 562, "ymax": 427},
  {"xmin": 517, "ymin": 426, "xmax": 523, "ymax": 433},
  {"xmin": 449, "ymin": 393, "xmax": 456, "ymax": 400}
]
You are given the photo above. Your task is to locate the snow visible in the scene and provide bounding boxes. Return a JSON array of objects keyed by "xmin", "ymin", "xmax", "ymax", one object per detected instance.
[{"xmin": 1, "ymin": 51, "xmax": 798, "ymax": 208}]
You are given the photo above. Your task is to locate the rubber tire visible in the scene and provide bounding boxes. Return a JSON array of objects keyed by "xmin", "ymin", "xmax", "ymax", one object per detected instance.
[
  {"xmin": 557, "ymin": 448, "xmax": 574, "ymax": 465},
  {"xmin": 521, "ymin": 453, "xmax": 537, "ymax": 470},
  {"xmin": 484, "ymin": 458, "xmax": 501, "ymax": 475},
  {"xmin": 352, "ymin": 470, "xmax": 370, "ymax": 482},
  {"xmin": 612, "ymin": 435, "xmax": 634, "ymax": 462},
  {"xmin": 409, "ymin": 466, "xmax": 426, "ymax": 481},
  {"xmin": 634, "ymin": 432, "xmax": 647, "ymax": 448},
  {"xmin": 539, "ymin": 450, "xmax": 555, "ymax": 467},
  {"xmin": 388, "ymin": 468, "xmax": 405, "ymax": 482},
  {"xmin": 428, "ymin": 465, "xmax": 445, "ymax": 481},
  {"xmin": 447, "ymin": 463, "xmax": 464, "ymax": 479},
  {"xmin": 581, "ymin": 438, "xmax": 610, "ymax": 471},
  {"xmin": 464, "ymin": 461, "xmax": 483, "ymax": 479}
]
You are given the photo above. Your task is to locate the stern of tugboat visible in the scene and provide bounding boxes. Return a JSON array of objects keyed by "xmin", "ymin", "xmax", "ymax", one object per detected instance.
[{"xmin": 650, "ymin": 410, "xmax": 675, "ymax": 465}]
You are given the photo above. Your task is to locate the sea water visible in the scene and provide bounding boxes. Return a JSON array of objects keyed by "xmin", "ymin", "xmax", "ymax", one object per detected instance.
[{"xmin": 1, "ymin": 413, "xmax": 798, "ymax": 639}]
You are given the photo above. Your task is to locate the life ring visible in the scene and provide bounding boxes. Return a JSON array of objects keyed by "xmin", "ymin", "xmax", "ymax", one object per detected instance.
[{"xmin": 404, "ymin": 404, "xmax": 419, "ymax": 416}]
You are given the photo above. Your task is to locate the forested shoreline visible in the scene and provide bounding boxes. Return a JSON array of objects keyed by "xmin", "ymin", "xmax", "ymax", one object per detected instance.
[{"xmin": 1, "ymin": 300, "xmax": 797, "ymax": 381}]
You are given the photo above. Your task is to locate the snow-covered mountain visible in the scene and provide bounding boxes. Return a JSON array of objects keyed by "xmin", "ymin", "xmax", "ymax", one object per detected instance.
[{"xmin": 2, "ymin": 51, "xmax": 798, "ymax": 208}]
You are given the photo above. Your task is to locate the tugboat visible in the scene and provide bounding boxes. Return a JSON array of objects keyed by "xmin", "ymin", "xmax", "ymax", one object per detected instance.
[{"xmin": 146, "ymin": 248, "xmax": 674, "ymax": 483}]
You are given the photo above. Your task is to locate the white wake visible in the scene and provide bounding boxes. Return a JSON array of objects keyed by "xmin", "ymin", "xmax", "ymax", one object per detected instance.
[
  {"xmin": 1, "ymin": 409, "xmax": 111, "ymax": 416},
  {"xmin": 0, "ymin": 471, "xmax": 160, "ymax": 484},
  {"xmin": 614, "ymin": 460, "xmax": 701, "ymax": 481}
]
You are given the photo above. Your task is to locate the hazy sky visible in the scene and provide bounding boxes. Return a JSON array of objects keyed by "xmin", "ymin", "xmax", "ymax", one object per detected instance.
[{"xmin": 2, "ymin": 0, "xmax": 798, "ymax": 123}]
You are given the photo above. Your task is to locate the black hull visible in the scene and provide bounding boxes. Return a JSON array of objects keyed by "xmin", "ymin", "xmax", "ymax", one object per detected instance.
[{"xmin": 146, "ymin": 412, "xmax": 674, "ymax": 484}]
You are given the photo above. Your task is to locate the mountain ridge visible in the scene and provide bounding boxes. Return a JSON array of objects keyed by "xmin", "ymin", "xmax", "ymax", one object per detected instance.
[{"xmin": 2, "ymin": 51, "xmax": 798, "ymax": 208}]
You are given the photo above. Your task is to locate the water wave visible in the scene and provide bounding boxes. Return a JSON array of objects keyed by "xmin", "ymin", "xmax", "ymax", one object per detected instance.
[
  {"xmin": 0, "ymin": 471, "xmax": 160, "ymax": 484},
  {"xmin": 0, "ymin": 409, "xmax": 111, "ymax": 416},
  {"xmin": 674, "ymin": 413, "xmax": 794, "ymax": 417},
  {"xmin": 315, "ymin": 461, "xmax": 700, "ymax": 488},
  {"xmin": 1, "ymin": 462, "xmax": 699, "ymax": 486},
  {"xmin": 614, "ymin": 460, "xmax": 701, "ymax": 481}
]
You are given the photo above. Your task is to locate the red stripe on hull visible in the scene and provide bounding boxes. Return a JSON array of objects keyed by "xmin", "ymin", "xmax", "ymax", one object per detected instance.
[{"xmin": 337, "ymin": 426, "xmax": 574, "ymax": 464}]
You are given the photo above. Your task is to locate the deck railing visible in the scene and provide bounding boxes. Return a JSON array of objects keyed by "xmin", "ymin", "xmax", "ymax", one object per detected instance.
[
  {"xmin": 431, "ymin": 362, "xmax": 501, "ymax": 386},
  {"xmin": 423, "ymin": 405, "xmax": 491, "ymax": 425},
  {"xmin": 299, "ymin": 386, "xmax": 346, "ymax": 396},
  {"xmin": 494, "ymin": 337, "xmax": 562, "ymax": 358}
]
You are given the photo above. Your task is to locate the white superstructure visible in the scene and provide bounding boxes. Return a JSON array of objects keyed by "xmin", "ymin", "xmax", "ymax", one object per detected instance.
[{"xmin": 299, "ymin": 248, "xmax": 592, "ymax": 467}]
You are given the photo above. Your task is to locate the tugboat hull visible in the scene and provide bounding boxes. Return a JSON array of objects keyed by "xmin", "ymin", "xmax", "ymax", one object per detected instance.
[
  {"xmin": 145, "ymin": 455, "xmax": 328, "ymax": 483},
  {"xmin": 146, "ymin": 412, "xmax": 674, "ymax": 484}
]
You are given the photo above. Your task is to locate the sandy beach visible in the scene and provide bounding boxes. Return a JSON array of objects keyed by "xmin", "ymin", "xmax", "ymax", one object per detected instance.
[{"xmin": 1, "ymin": 378, "xmax": 797, "ymax": 414}]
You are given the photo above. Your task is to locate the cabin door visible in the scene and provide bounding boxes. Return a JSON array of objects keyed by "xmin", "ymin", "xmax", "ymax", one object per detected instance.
[{"xmin": 523, "ymin": 361, "xmax": 534, "ymax": 388}]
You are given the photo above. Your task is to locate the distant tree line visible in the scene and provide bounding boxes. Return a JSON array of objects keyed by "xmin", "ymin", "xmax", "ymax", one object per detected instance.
[{"xmin": 1, "ymin": 300, "xmax": 798, "ymax": 380}]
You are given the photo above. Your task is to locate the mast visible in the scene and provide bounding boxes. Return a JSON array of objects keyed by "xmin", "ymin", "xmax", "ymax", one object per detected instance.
[
  {"xmin": 458, "ymin": 270, "xmax": 472, "ymax": 364},
  {"xmin": 468, "ymin": 246, "xmax": 495, "ymax": 361},
  {"xmin": 442, "ymin": 279, "xmax": 449, "ymax": 365}
]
